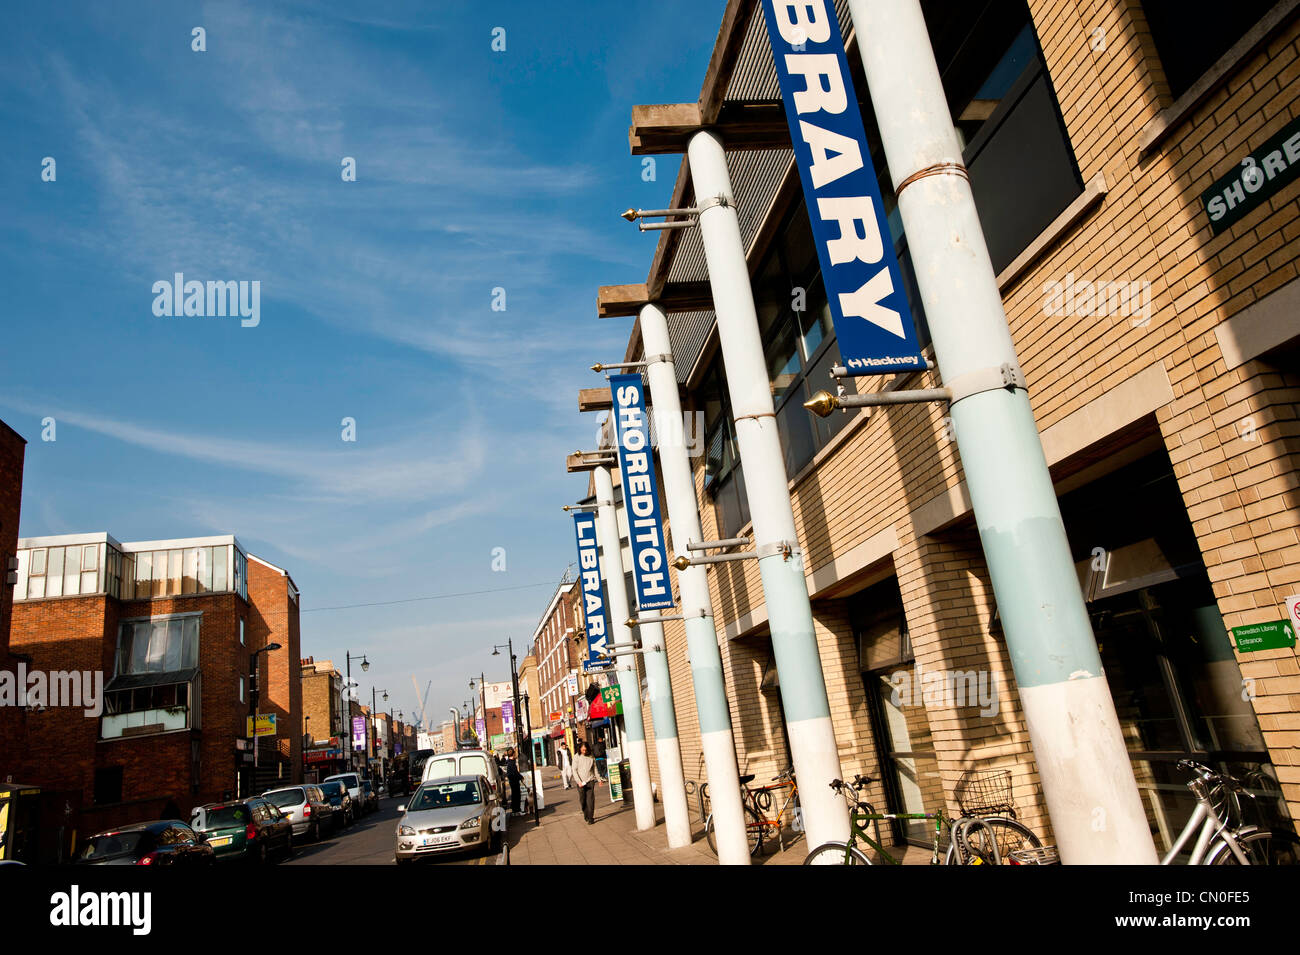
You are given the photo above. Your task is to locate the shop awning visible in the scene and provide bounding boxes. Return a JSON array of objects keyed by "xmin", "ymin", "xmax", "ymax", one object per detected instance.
[{"xmin": 549, "ymin": 725, "xmax": 565, "ymax": 739}]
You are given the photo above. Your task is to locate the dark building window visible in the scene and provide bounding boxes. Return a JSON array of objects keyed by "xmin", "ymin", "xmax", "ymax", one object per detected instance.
[
  {"xmin": 93, "ymin": 766, "xmax": 123, "ymax": 805},
  {"xmin": 1142, "ymin": 1, "xmax": 1277, "ymax": 100},
  {"xmin": 938, "ymin": 6, "xmax": 1083, "ymax": 275}
]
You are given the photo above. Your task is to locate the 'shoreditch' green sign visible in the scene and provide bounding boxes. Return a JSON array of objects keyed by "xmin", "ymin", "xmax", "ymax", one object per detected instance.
[{"xmin": 1230, "ymin": 620, "xmax": 1296, "ymax": 653}]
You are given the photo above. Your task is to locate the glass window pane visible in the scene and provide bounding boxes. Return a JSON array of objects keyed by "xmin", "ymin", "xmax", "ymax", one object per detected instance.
[
  {"xmin": 81, "ymin": 571, "xmax": 98, "ymax": 594},
  {"xmin": 131, "ymin": 623, "xmax": 150, "ymax": 673},
  {"xmin": 183, "ymin": 617, "xmax": 199, "ymax": 668},
  {"xmin": 777, "ymin": 394, "xmax": 817, "ymax": 478},
  {"xmin": 115, "ymin": 626, "xmax": 133, "ymax": 675},
  {"xmin": 196, "ymin": 547, "xmax": 212, "ymax": 593},
  {"xmin": 30, "ymin": 548, "xmax": 46, "ymax": 575},
  {"xmin": 82, "ymin": 545, "xmax": 98, "ymax": 571},
  {"xmin": 147, "ymin": 622, "xmax": 169, "ymax": 672},
  {"xmin": 213, "ymin": 547, "xmax": 228, "ymax": 592},
  {"xmin": 164, "ymin": 620, "xmax": 183, "ymax": 671},
  {"xmin": 765, "ymin": 319, "xmax": 800, "ymax": 404},
  {"xmin": 798, "ymin": 273, "xmax": 833, "ymax": 362},
  {"xmin": 65, "ymin": 554, "xmax": 80, "ymax": 596},
  {"xmin": 168, "ymin": 550, "xmax": 182, "ymax": 596},
  {"xmin": 152, "ymin": 551, "xmax": 167, "ymax": 598},
  {"xmin": 47, "ymin": 548, "xmax": 64, "ymax": 597},
  {"xmin": 182, "ymin": 548, "xmax": 198, "ymax": 595},
  {"xmin": 135, "ymin": 552, "xmax": 151, "ymax": 599},
  {"xmin": 27, "ymin": 574, "xmax": 46, "ymax": 599}
]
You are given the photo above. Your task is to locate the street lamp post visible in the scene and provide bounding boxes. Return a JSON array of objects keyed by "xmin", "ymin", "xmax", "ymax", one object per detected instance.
[
  {"xmin": 371, "ymin": 687, "xmax": 389, "ymax": 781},
  {"xmin": 492, "ymin": 640, "xmax": 524, "ymax": 765},
  {"xmin": 345, "ymin": 653, "xmax": 369, "ymax": 773},
  {"xmin": 248, "ymin": 642, "xmax": 283, "ymax": 780}
]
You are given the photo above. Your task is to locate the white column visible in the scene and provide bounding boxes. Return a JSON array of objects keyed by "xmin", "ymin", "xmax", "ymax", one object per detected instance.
[
  {"xmin": 848, "ymin": 0, "xmax": 1157, "ymax": 863},
  {"xmin": 636, "ymin": 618, "xmax": 693, "ymax": 848},
  {"xmin": 640, "ymin": 302, "xmax": 751, "ymax": 864},
  {"xmin": 687, "ymin": 130, "xmax": 850, "ymax": 849},
  {"xmin": 592, "ymin": 463, "xmax": 658, "ymax": 831}
]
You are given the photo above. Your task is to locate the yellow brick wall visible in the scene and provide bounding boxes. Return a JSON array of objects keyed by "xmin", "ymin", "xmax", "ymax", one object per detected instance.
[{"xmin": 628, "ymin": 0, "xmax": 1300, "ymax": 838}]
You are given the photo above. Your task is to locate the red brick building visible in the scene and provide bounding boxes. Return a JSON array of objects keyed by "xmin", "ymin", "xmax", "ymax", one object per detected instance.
[
  {"xmin": 4, "ymin": 532, "xmax": 301, "ymax": 836},
  {"xmin": 0, "ymin": 419, "xmax": 27, "ymax": 774}
]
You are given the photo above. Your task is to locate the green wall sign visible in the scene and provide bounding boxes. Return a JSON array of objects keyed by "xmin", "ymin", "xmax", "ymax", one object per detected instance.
[
  {"xmin": 1229, "ymin": 620, "xmax": 1296, "ymax": 653},
  {"xmin": 1201, "ymin": 114, "xmax": 1300, "ymax": 235}
]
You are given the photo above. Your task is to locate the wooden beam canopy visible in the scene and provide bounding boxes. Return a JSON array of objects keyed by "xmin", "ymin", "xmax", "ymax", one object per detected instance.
[
  {"xmin": 629, "ymin": 102, "xmax": 791, "ymax": 156},
  {"xmin": 597, "ymin": 282, "xmax": 714, "ymax": 318}
]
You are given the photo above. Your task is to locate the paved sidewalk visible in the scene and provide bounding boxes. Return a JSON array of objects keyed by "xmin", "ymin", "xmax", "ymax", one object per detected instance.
[{"xmin": 507, "ymin": 768, "xmax": 811, "ymax": 865}]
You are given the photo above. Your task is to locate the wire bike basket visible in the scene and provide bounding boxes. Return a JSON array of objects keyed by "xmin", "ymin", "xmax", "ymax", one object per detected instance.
[{"xmin": 954, "ymin": 769, "xmax": 1017, "ymax": 818}]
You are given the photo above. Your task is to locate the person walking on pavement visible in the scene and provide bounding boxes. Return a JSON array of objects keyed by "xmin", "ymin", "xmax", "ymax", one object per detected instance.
[
  {"xmin": 504, "ymin": 748, "xmax": 523, "ymax": 816},
  {"xmin": 558, "ymin": 741, "xmax": 573, "ymax": 789},
  {"xmin": 572, "ymin": 741, "xmax": 598, "ymax": 824}
]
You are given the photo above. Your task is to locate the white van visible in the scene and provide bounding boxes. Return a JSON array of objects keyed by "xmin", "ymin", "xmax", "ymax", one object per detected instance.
[{"xmin": 421, "ymin": 750, "xmax": 504, "ymax": 804}]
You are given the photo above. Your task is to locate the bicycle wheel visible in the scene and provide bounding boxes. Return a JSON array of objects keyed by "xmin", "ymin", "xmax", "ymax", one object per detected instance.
[
  {"xmin": 1210, "ymin": 828, "xmax": 1300, "ymax": 865},
  {"xmin": 953, "ymin": 817, "xmax": 1042, "ymax": 865},
  {"xmin": 704, "ymin": 805, "xmax": 764, "ymax": 857},
  {"xmin": 804, "ymin": 841, "xmax": 872, "ymax": 865}
]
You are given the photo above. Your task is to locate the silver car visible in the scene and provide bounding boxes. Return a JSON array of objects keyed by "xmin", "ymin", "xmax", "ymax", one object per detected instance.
[{"xmin": 394, "ymin": 775, "xmax": 498, "ymax": 863}]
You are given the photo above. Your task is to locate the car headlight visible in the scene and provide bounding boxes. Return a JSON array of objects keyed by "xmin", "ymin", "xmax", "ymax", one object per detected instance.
[
  {"xmin": 397, "ymin": 825, "xmax": 416, "ymax": 836},
  {"xmin": 459, "ymin": 815, "xmax": 481, "ymax": 830}
]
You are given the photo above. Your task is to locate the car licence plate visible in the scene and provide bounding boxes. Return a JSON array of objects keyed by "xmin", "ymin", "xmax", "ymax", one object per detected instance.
[
  {"xmin": 209, "ymin": 836, "xmax": 233, "ymax": 847},
  {"xmin": 422, "ymin": 834, "xmax": 456, "ymax": 846}
]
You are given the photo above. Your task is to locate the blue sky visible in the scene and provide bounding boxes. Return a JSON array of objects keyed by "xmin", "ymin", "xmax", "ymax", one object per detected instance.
[{"xmin": 0, "ymin": 1, "xmax": 720, "ymax": 727}]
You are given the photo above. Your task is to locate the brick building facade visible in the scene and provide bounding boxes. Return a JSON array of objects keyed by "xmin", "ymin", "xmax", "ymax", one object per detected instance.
[
  {"xmin": 590, "ymin": 0, "xmax": 1300, "ymax": 854},
  {"xmin": 4, "ymin": 532, "xmax": 301, "ymax": 835},
  {"xmin": 530, "ymin": 569, "xmax": 587, "ymax": 753},
  {"xmin": 300, "ymin": 657, "xmax": 346, "ymax": 778},
  {"xmin": 0, "ymin": 419, "xmax": 27, "ymax": 767}
]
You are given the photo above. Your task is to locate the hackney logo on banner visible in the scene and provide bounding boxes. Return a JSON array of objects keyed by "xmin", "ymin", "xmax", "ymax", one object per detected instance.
[
  {"xmin": 761, "ymin": 0, "xmax": 925, "ymax": 374},
  {"xmin": 609, "ymin": 373, "xmax": 675, "ymax": 612},
  {"xmin": 572, "ymin": 510, "xmax": 611, "ymax": 663}
]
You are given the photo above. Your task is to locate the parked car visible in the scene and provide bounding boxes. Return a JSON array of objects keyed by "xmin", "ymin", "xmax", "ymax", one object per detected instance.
[
  {"xmin": 394, "ymin": 775, "xmax": 499, "ymax": 863},
  {"xmin": 318, "ymin": 780, "xmax": 355, "ymax": 825},
  {"xmin": 76, "ymin": 820, "xmax": 214, "ymax": 866},
  {"xmin": 323, "ymin": 772, "xmax": 363, "ymax": 809},
  {"xmin": 361, "ymin": 780, "xmax": 379, "ymax": 814},
  {"xmin": 192, "ymin": 797, "xmax": 294, "ymax": 863},
  {"xmin": 263, "ymin": 784, "xmax": 337, "ymax": 841},
  {"xmin": 420, "ymin": 750, "xmax": 505, "ymax": 809}
]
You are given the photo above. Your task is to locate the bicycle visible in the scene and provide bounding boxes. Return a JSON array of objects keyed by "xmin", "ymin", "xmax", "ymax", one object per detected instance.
[
  {"xmin": 703, "ymin": 766, "xmax": 801, "ymax": 857},
  {"xmin": 1160, "ymin": 759, "xmax": 1300, "ymax": 865},
  {"xmin": 803, "ymin": 772, "xmax": 1043, "ymax": 865}
]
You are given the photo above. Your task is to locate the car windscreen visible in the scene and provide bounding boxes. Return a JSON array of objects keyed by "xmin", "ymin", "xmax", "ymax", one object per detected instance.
[
  {"xmin": 78, "ymin": 831, "xmax": 146, "ymax": 860},
  {"xmin": 205, "ymin": 805, "xmax": 251, "ymax": 829},
  {"xmin": 409, "ymin": 782, "xmax": 482, "ymax": 811},
  {"xmin": 264, "ymin": 789, "xmax": 305, "ymax": 809},
  {"xmin": 319, "ymin": 782, "xmax": 344, "ymax": 798}
]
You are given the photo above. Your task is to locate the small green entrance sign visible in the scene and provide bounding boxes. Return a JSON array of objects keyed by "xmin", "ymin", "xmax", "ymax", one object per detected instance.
[{"xmin": 1230, "ymin": 620, "xmax": 1296, "ymax": 653}]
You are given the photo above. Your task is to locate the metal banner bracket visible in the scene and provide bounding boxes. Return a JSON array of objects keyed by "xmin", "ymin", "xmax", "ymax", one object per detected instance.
[{"xmin": 945, "ymin": 362, "xmax": 1027, "ymax": 405}]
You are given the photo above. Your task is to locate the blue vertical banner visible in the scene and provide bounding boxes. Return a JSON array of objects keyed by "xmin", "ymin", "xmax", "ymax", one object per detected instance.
[
  {"xmin": 609, "ymin": 373, "xmax": 675, "ymax": 612},
  {"xmin": 572, "ymin": 511, "xmax": 611, "ymax": 661},
  {"xmin": 761, "ymin": 0, "xmax": 925, "ymax": 374}
]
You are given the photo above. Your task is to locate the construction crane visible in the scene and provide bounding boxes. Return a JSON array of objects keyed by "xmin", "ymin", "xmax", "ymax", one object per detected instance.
[{"xmin": 410, "ymin": 676, "xmax": 432, "ymax": 734}]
